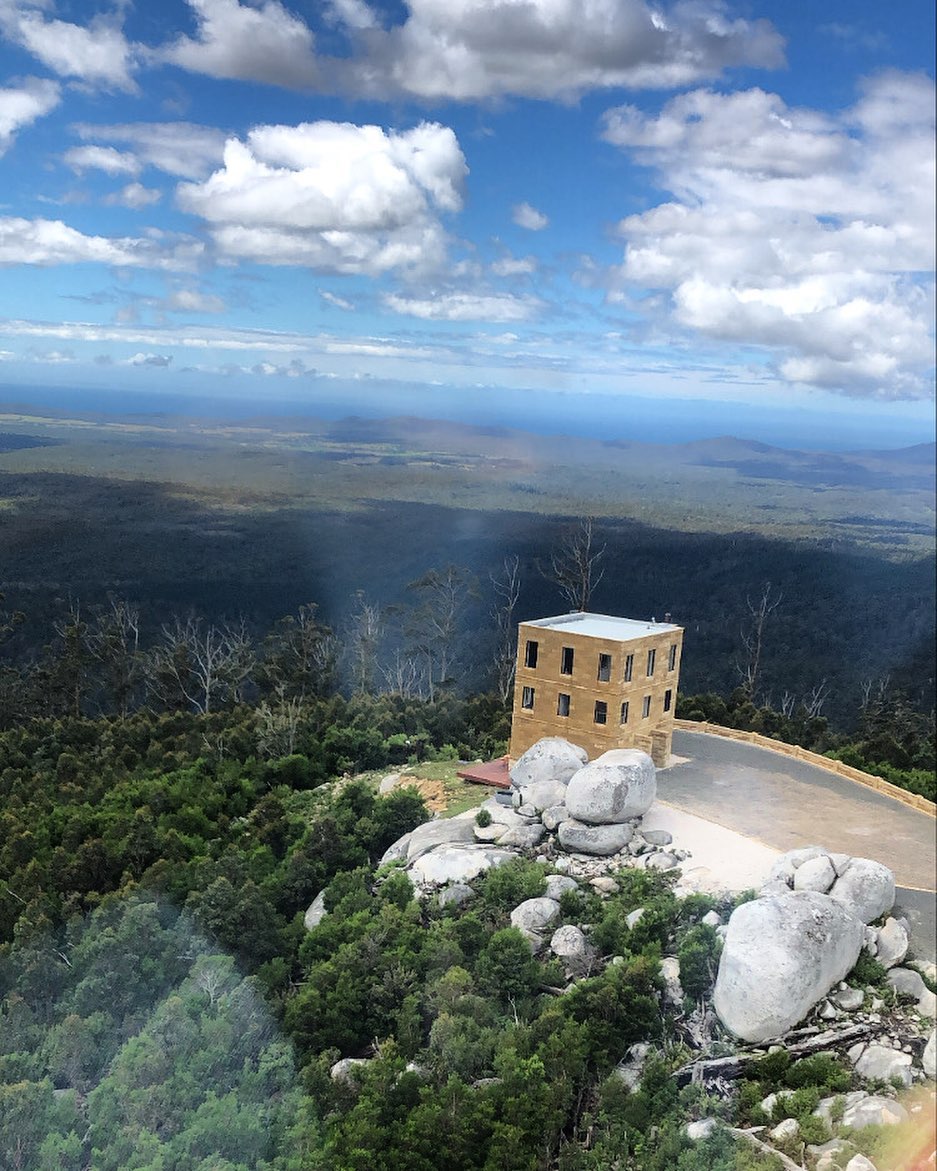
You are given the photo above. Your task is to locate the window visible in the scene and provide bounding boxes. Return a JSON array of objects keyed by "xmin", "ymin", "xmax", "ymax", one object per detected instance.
[
  {"xmin": 597, "ymin": 652, "xmax": 611, "ymax": 682},
  {"xmin": 557, "ymin": 693, "xmax": 570, "ymax": 717},
  {"xmin": 525, "ymin": 640, "xmax": 539, "ymax": 668},
  {"xmin": 668, "ymin": 643, "xmax": 677, "ymax": 671},
  {"xmin": 620, "ymin": 701, "xmax": 629, "ymax": 725},
  {"xmin": 522, "ymin": 686, "xmax": 535, "ymax": 710},
  {"xmin": 624, "ymin": 653, "xmax": 633, "ymax": 682},
  {"xmin": 594, "ymin": 700, "xmax": 607, "ymax": 725},
  {"xmin": 663, "ymin": 688, "xmax": 672, "ymax": 712},
  {"xmin": 560, "ymin": 645, "xmax": 574, "ymax": 675},
  {"xmin": 642, "ymin": 695, "xmax": 651, "ymax": 719},
  {"xmin": 646, "ymin": 648, "xmax": 656, "ymax": 677}
]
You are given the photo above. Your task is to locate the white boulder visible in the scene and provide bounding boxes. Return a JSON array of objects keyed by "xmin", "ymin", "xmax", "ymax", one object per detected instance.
[
  {"xmin": 874, "ymin": 918, "xmax": 909, "ymax": 969},
  {"xmin": 406, "ymin": 815, "xmax": 477, "ymax": 862},
  {"xmin": 510, "ymin": 738, "xmax": 587, "ymax": 789},
  {"xmin": 828, "ymin": 858, "xmax": 895, "ymax": 924},
  {"xmin": 544, "ymin": 874, "xmax": 579, "ymax": 901},
  {"xmin": 510, "ymin": 897, "xmax": 561, "ymax": 935},
  {"xmin": 564, "ymin": 749, "xmax": 656, "ymax": 825},
  {"xmin": 516, "ymin": 778, "xmax": 569, "ymax": 813},
  {"xmin": 558, "ymin": 818, "xmax": 634, "ymax": 856},
  {"xmin": 841, "ymin": 1095, "xmax": 908, "ymax": 1129},
  {"xmin": 923, "ymin": 1029, "xmax": 936, "ymax": 1079},
  {"xmin": 713, "ymin": 891, "xmax": 864, "ymax": 1042},
  {"xmin": 849, "ymin": 1042, "xmax": 912, "ymax": 1087},
  {"xmin": 794, "ymin": 855, "xmax": 836, "ymax": 893},
  {"xmin": 550, "ymin": 924, "xmax": 593, "ymax": 975},
  {"xmin": 304, "ymin": 890, "xmax": 327, "ymax": 931},
  {"xmin": 408, "ymin": 844, "xmax": 513, "ymax": 886}
]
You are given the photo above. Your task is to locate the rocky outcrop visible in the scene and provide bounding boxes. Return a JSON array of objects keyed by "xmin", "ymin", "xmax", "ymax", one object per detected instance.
[
  {"xmin": 762, "ymin": 847, "xmax": 895, "ymax": 925},
  {"xmin": 713, "ymin": 891, "xmax": 864, "ymax": 1042},
  {"xmin": 303, "ymin": 890, "xmax": 327, "ymax": 931},
  {"xmin": 564, "ymin": 750, "xmax": 656, "ymax": 824},
  {"xmin": 558, "ymin": 818, "xmax": 634, "ymax": 856}
]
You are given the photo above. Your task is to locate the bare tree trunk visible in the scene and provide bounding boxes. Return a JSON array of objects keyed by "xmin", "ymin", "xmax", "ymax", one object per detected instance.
[
  {"xmin": 490, "ymin": 554, "xmax": 521, "ymax": 703},
  {"xmin": 541, "ymin": 517, "xmax": 605, "ymax": 612},
  {"xmin": 737, "ymin": 582, "xmax": 782, "ymax": 701}
]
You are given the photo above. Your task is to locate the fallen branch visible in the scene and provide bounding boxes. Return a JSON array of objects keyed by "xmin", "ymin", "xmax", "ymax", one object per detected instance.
[
  {"xmin": 674, "ymin": 1022, "xmax": 875, "ymax": 1086},
  {"xmin": 729, "ymin": 1127, "xmax": 803, "ymax": 1171}
]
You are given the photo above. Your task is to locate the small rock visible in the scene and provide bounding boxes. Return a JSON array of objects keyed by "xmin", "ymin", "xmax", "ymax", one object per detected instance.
[
  {"xmin": 541, "ymin": 804, "xmax": 569, "ymax": 831},
  {"xmin": 841, "ymin": 1095, "xmax": 909, "ymax": 1129},
  {"xmin": 661, "ymin": 956, "xmax": 684, "ymax": 1005},
  {"xmin": 646, "ymin": 851, "xmax": 678, "ymax": 871},
  {"xmin": 922, "ymin": 1029, "xmax": 935, "ymax": 1079},
  {"xmin": 831, "ymin": 987, "xmax": 864, "ymax": 1012},
  {"xmin": 888, "ymin": 967, "xmax": 927, "ymax": 1000},
  {"xmin": 612, "ymin": 1042, "xmax": 651, "ymax": 1090},
  {"xmin": 544, "ymin": 874, "xmax": 579, "ymax": 900},
  {"xmin": 626, "ymin": 907, "xmax": 645, "ymax": 929},
  {"xmin": 474, "ymin": 823, "xmax": 508, "ymax": 843},
  {"xmin": 378, "ymin": 773, "xmax": 400, "ymax": 794},
  {"xmin": 641, "ymin": 829, "xmax": 673, "ymax": 847},
  {"xmin": 875, "ymin": 918, "xmax": 910, "ymax": 969},
  {"xmin": 438, "ymin": 883, "xmax": 475, "ymax": 909},
  {"xmin": 770, "ymin": 1118, "xmax": 799, "ymax": 1142},
  {"xmin": 591, "ymin": 876, "xmax": 620, "ymax": 895},
  {"xmin": 510, "ymin": 897, "xmax": 561, "ymax": 935},
  {"xmin": 550, "ymin": 924, "xmax": 593, "ymax": 975},
  {"xmin": 517, "ymin": 778, "xmax": 570, "ymax": 813},
  {"xmin": 828, "ymin": 857, "xmax": 896, "ymax": 924},
  {"xmin": 303, "ymin": 890, "xmax": 327, "ymax": 931},
  {"xmin": 702, "ymin": 910, "xmax": 722, "ymax": 928},
  {"xmin": 850, "ymin": 1043, "xmax": 913, "ymax": 1087},
  {"xmin": 818, "ymin": 999, "xmax": 838, "ymax": 1020},
  {"xmin": 685, "ymin": 1119, "xmax": 716, "ymax": 1141},
  {"xmin": 498, "ymin": 824, "xmax": 547, "ymax": 849},
  {"xmin": 331, "ymin": 1057, "xmax": 370, "ymax": 1085},
  {"xmin": 514, "ymin": 802, "xmax": 540, "ymax": 819},
  {"xmin": 844, "ymin": 1157, "xmax": 878, "ymax": 1171}
]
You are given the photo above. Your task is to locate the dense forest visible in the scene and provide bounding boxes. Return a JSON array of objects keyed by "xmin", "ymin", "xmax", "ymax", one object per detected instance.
[{"xmin": 1, "ymin": 694, "xmax": 930, "ymax": 1169}]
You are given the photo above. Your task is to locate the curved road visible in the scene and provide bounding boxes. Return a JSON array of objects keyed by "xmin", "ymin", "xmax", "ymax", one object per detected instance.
[{"xmin": 663, "ymin": 731, "xmax": 937, "ymax": 961}]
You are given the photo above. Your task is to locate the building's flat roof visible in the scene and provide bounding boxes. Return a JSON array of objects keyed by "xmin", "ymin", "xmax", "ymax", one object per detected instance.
[{"xmin": 522, "ymin": 612, "xmax": 682, "ymax": 642}]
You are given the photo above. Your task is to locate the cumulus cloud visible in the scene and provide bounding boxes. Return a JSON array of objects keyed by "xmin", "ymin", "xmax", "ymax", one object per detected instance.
[
  {"xmin": 603, "ymin": 72, "xmax": 936, "ymax": 398},
  {"xmin": 177, "ymin": 120, "xmax": 467, "ymax": 275},
  {"xmin": 0, "ymin": 1, "xmax": 137, "ymax": 90},
  {"xmin": 338, "ymin": 0, "xmax": 785, "ymax": 101},
  {"xmin": 512, "ymin": 202, "xmax": 548, "ymax": 231},
  {"xmin": 161, "ymin": 0, "xmax": 320, "ymax": 87},
  {"xmin": 0, "ymin": 217, "xmax": 203, "ymax": 270},
  {"xmin": 73, "ymin": 123, "xmax": 227, "ymax": 180},
  {"xmin": 491, "ymin": 254, "xmax": 537, "ymax": 276},
  {"xmin": 383, "ymin": 291, "xmax": 542, "ymax": 322},
  {"xmin": 65, "ymin": 145, "xmax": 141, "ymax": 175},
  {"xmin": 0, "ymin": 76, "xmax": 59, "ymax": 157}
]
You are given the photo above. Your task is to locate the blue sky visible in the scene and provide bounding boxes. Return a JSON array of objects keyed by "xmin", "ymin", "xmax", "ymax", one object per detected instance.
[{"xmin": 0, "ymin": 0, "xmax": 934, "ymax": 444}]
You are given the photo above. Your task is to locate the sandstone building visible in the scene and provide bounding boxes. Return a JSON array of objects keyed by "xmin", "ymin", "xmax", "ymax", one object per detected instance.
[{"xmin": 509, "ymin": 612, "xmax": 684, "ymax": 767}]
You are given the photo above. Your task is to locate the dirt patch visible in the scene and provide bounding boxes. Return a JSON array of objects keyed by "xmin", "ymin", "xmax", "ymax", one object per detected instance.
[{"xmin": 393, "ymin": 776, "xmax": 449, "ymax": 813}]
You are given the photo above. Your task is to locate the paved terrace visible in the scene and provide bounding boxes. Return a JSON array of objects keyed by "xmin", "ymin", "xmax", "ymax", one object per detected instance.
[{"xmin": 663, "ymin": 730, "xmax": 937, "ymax": 961}]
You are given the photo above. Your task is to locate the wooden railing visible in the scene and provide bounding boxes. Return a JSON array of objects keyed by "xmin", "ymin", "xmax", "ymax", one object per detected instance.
[{"xmin": 672, "ymin": 719, "xmax": 936, "ymax": 818}]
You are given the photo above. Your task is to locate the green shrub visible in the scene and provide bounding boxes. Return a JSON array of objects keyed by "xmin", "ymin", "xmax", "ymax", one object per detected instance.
[
  {"xmin": 851, "ymin": 952, "xmax": 889, "ymax": 988},
  {"xmin": 677, "ymin": 925, "xmax": 721, "ymax": 1000},
  {"xmin": 475, "ymin": 807, "xmax": 492, "ymax": 827}
]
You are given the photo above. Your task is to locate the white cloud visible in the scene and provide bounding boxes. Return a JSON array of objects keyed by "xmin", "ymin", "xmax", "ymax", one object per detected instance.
[
  {"xmin": 128, "ymin": 352, "xmax": 173, "ymax": 367},
  {"xmin": 603, "ymin": 73, "xmax": 936, "ymax": 399},
  {"xmin": 341, "ymin": 0, "xmax": 785, "ymax": 101},
  {"xmin": 105, "ymin": 183, "xmax": 163, "ymax": 209},
  {"xmin": 162, "ymin": 0, "xmax": 320, "ymax": 88},
  {"xmin": 491, "ymin": 255, "xmax": 537, "ymax": 277},
  {"xmin": 177, "ymin": 120, "xmax": 467, "ymax": 275},
  {"xmin": 165, "ymin": 289, "xmax": 226, "ymax": 313},
  {"xmin": 512, "ymin": 202, "xmax": 548, "ymax": 231},
  {"xmin": 1, "ymin": 1, "xmax": 137, "ymax": 91},
  {"xmin": 384, "ymin": 291, "xmax": 542, "ymax": 322},
  {"xmin": 65, "ymin": 145, "xmax": 141, "ymax": 176},
  {"xmin": 0, "ymin": 76, "xmax": 59, "ymax": 157},
  {"xmin": 0, "ymin": 217, "xmax": 203, "ymax": 270},
  {"xmin": 320, "ymin": 290, "xmax": 355, "ymax": 310},
  {"xmin": 73, "ymin": 122, "xmax": 227, "ymax": 180}
]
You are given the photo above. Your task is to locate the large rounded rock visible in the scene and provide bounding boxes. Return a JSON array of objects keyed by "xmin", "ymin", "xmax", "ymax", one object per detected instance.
[
  {"xmin": 510, "ymin": 897, "xmax": 561, "ymax": 934},
  {"xmin": 558, "ymin": 818, "xmax": 634, "ymax": 856},
  {"xmin": 828, "ymin": 858, "xmax": 895, "ymax": 924},
  {"xmin": 516, "ymin": 778, "xmax": 569, "ymax": 813},
  {"xmin": 564, "ymin": 749, "xmax": 656, "ymax": 825},
  {"xmin": 510, "ymin": 738, "xmax": 587, "ymax": 789},
  {"xmin": 713, "ymin": 891, "xmax": 864, "ymax": 1042},
  {"xmin": 408, "ymin": 845, "xmax": 513, "ymax": 886}
]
